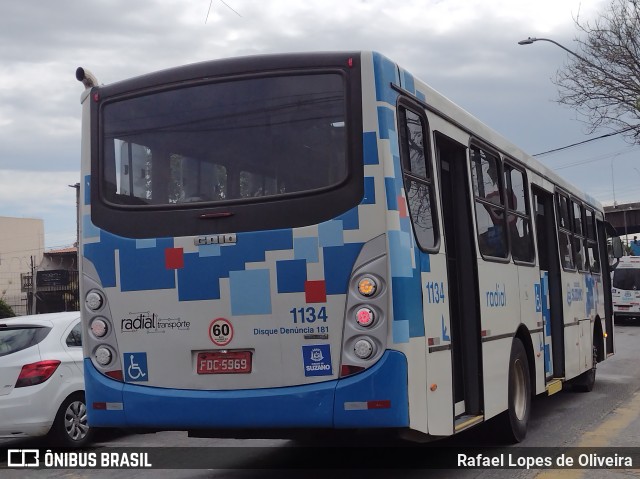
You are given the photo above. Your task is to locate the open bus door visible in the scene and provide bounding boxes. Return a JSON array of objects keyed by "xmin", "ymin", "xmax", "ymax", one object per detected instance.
[
  {"xmin": 435, "ymin": 133, "xmax": 484, "ymax": 429},
  {"xmin": 532, "ymin": 186, "xmax": 565, "ymax": 386}
]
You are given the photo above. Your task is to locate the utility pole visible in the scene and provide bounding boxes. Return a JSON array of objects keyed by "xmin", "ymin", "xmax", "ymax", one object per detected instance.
[
  {"xmin": 69, "ymin": 183, "xmax": 80, "ymax": 248},
  {"xmin": 30, "ymin": 255, "xmax": 37, "ymax": 314}
]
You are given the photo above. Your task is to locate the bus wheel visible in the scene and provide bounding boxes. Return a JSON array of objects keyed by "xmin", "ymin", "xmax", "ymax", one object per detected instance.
[
  {"xmin": 500, "ymin": 338, "xmax": 531, "ymax": 443},
  {"xmin": 572, "ymin": 345, "xmax": 597, "ymax": 392}
]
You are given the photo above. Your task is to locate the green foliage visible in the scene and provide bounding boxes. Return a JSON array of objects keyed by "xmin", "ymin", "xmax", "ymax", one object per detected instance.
[{"xmin": 0, "ymin": 298, "xmax": 15, "ymax": 319}]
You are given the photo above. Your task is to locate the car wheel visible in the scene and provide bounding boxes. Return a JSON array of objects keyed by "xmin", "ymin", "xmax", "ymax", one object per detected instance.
[{"xmin": 49, "ymin": 392, "xmax": 93, "ymax": 447}]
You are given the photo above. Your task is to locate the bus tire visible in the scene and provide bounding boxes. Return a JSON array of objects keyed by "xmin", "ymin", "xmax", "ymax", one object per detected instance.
[
  {"xmin": 572, "ymin": 345, "xmax": 597, "ymax": 392},
  {"xmin": 500, "ymin": 338, "xmax": 531, "ymax": 443}
]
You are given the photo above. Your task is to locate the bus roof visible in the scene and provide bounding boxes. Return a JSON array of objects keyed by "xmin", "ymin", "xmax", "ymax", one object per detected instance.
[{"xmin": 382, "ymin": 51, "xmax": 603, "ymax": 212}]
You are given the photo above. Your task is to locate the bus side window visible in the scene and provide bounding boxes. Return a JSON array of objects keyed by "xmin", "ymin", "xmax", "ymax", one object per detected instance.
[
  {"xmin": 505, "ymin": 164, "xmax": 534, "ymax": 263},
  {"xmin": 585, "ymin": 208, "xmax": 600, "ymax": 273},
  {"xmin": 556, "ymin": 193, "xmax": 575, "ymax": 270},
  {"xmin": 398, "ymin": 104, "xmax": 439, "ymax": 251},
  {"xmin": 470, "ymin": 146, "xmax": 507, "ymax": 259},
  {"xmin": 572, "ymin": 201, "xmax": 587, "ymax": 271}
]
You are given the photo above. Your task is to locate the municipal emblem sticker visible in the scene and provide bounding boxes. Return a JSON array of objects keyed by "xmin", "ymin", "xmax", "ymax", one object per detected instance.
[{"xmin": 302, "ymin": 344, "xmax": 332, "ymax": 377}]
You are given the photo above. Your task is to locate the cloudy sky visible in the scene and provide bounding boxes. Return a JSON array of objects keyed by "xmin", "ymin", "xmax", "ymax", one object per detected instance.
[{"xmin": 0, "ymin": 0, "xmax": 637, "ymax": 249}]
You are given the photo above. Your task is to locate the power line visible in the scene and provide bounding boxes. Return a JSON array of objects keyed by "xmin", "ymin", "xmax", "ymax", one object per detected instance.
[
  {"xmin": 551, "ymin": 146, "xmax": 640, "ymax": 170},
  {"xmin": 533, "ymin": 126, "xmax": 636, "ymax": 157},
  {"xmin": 205, "ymin": 0, "xmax": 241, "ymax": 23}
]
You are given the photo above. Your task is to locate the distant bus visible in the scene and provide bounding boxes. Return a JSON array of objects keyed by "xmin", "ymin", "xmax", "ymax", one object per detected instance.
[
  {"xmin": 76, "ymin": 51, "xmax": 618, "ymax": 442},
  {"xmin": 612, "ymin": 256, "xmax": 640, "ymax": 322}
]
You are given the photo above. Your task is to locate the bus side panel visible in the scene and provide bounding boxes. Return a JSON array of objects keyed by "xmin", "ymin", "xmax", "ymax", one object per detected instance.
[
  {"xmin": 560, "ymin": 270, "xmax": 590, "ymax": 380},
  {"xmin": 421, "ymin": 252, "xmax": 454, "ymax": 435},
  {"xmin": 476, "ymin": 262, "xmax": 517, "ymax": 420},
  {"xmin": 370, "ymin": 53, "xmax": 431, "ymax": 435},
  {"xmin": 518, "ymin": 264, "xmax": 547, "ymax": 395}
]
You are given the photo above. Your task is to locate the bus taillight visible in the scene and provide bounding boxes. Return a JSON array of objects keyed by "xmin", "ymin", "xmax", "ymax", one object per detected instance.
[{"xmin": 355, "ymin": 307, "xmax": 375, "ymax": 327}]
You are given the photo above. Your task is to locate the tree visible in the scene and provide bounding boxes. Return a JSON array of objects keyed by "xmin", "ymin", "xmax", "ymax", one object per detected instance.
[
  {"xmin": 555, "ymin": 0, "xmax": 640, "ymax": 141},
  {"xmin": 0, "ymin": 298, "xmax": 15, "ymax": 319}
]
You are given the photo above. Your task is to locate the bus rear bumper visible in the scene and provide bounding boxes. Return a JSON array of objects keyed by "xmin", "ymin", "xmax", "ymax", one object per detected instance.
[{"xmin": 85, "ymin": 350, "xmax": 409, "ymax": 430}]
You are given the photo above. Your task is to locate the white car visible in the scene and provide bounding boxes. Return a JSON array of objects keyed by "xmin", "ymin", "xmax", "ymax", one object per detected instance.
[{"xmin": 0, "ymin": 311, "xmax": 93, "ymax": 446}]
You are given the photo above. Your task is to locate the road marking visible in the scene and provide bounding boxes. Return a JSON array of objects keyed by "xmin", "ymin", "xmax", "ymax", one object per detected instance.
[{"xmin": 536, "ymin": 391, "xmax": 640, "ymax": 478}]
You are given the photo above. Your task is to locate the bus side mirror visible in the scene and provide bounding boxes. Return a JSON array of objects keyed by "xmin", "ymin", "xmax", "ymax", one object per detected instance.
[{"xmin": 611, "ymin": 237, "xmax": 624, "ymax": 259}]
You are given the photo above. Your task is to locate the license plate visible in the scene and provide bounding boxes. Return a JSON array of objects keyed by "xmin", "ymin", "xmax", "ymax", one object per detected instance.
[{"xmin": 197, "ymin": 351, "xmax": 252, "ymax": 374}]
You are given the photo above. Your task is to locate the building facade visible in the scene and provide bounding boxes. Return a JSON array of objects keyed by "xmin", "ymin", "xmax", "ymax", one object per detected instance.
[{"xmin": 0, "ymin": 216, "xmax": 44, "ymax": 316}]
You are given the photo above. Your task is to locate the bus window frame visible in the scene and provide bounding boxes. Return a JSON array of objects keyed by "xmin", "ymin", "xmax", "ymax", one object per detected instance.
[
  {"xmin": 571, "ymin": 199, "xmax": 589, "ymax": 273},
  {"xmin": 396, "ymin": 97, "xmax": 440, "ymax": 254},
  {"xmin": 556, "ymin": 190, "xmax": 577, "ymax": 272},
  {"xmin": 503, "ymin": 159, "xmax": 536, "ymax": 266},
  {"xmin": 469, "ymin": 140, "xmax": 510, "ymax": 263},
  {"xmin": 584, "ymin": 206, "xmax": 601, "ymax": 275}
]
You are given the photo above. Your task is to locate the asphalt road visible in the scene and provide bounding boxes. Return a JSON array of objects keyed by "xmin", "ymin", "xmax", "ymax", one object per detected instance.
[{"xmin": 2, "ymin": 322, "xmax": 640, "ymax": 478}]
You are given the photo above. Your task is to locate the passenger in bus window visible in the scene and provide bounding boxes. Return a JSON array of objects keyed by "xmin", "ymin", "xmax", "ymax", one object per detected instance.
[
  {"xmin": 477, "ymin": 160, "xmax": 507, "ymax": 258},
  {"xmin": 559, "ymin": 232, "xmax": 574, "ymax": 269}
]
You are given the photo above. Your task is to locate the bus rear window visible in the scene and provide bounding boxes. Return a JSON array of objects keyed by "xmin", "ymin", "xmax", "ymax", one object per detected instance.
[{"xmin": 101, "ymin": 73, "xmax": 348, "ymax": 207}]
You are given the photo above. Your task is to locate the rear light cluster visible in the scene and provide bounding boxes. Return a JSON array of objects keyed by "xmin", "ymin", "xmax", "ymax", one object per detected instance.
[
  {"xmin": 351, "ymin": 276, "xmax": 382, "ymax": 360},
  {"xmin": 15, "ymin": 360, "xmax": 61, "ymax": 388},
  {"xmin": 84, "ymin": 284, "xmax": 122, "ymax": 380},
  {"xmin": 339, "ymin": 236, "xmax": 389, "ymax": 378}
]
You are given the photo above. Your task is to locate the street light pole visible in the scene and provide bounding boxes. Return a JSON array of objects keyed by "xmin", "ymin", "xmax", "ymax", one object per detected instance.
[{"xmin": 518, "ymin": 37, "xmax": 604, "ymax": 73}]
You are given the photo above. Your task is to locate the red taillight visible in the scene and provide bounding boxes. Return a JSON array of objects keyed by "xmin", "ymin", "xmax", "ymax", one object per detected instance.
[
  {"xmin": 356, "ymin": 307, "xmax": 375, "ymax": 327},
  {"xmin": 340, "ymin": 364, "xmax": 365, "ymax": 377},
  {"xmin": 105, "ymin": 370, "xmax": 124, "ymax": 381},
  {"xmin": 15, "ymin": 360, "xmax": 61, "ymax": 388}
]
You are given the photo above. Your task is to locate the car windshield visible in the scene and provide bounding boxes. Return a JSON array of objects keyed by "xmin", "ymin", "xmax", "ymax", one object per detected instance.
[
  {"xmin": 613, "ymin": 268, "xmax": 640, "ymax": 291},
  {"xmin": 0, "ymin": 326, "xmax": 50, "ymax": 357}
]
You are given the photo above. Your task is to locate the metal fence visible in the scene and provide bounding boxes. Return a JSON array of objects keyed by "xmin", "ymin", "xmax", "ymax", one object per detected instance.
[{"xmin": 20, "ymin": 270, "xmax": 79, "ymax": 315}]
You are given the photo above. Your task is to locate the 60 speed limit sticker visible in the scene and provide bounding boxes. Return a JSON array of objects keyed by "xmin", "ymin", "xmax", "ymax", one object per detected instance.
[{"xmin": 208, "ymin": 318, "xmax": 233, "ymax": 346}]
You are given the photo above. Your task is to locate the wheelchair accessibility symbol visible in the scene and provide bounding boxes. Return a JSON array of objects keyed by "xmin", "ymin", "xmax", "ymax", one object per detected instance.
[{"xmin": 124, "ymin": 352, "xmax": 148, "ymax": 382}]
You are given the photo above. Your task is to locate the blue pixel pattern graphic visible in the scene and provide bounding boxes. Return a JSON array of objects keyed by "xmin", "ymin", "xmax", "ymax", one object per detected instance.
[
  {"xmin": 83, "ymin": 172, "xmax": 367, "ymax": 316},
  {"xmin": 539, "ymin": 273, "xmax": 552, "ymax": 376},
  {"xmin": 373, "ymin": 53, "xmax": 427, "ymax": 342}
]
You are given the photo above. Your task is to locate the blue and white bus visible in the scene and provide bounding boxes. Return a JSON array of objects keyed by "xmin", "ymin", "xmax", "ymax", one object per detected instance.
[{"xmin": 77, "ymin": 51, "xmax": 617, "ymax": 442}]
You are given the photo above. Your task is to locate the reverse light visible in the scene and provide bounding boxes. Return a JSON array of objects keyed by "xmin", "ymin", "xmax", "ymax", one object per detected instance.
[
  {"xmin": 357, "ymin": 277, "xmax": 378, "ymax": 297},
  {"xmin": 356, "ymin": 307, "xmax": 375, "ymax": 327},
  {"xmin": 95, "ymin": 346, "xmax": 113, "ymax": 366},
  {"xmin": 354, "ymin": 338, "xmax": 375, "ymax": 359},
  {"xmin": 15, "ymin": 360, "xmax": 61, "ymax": 388},
  {"xmin": 90, "ymin": 318, "xmax": 109, "ymax": 338},
  {"xmin": 85, "ymin": 291, "xmax": 104, "ymax": 311}
]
